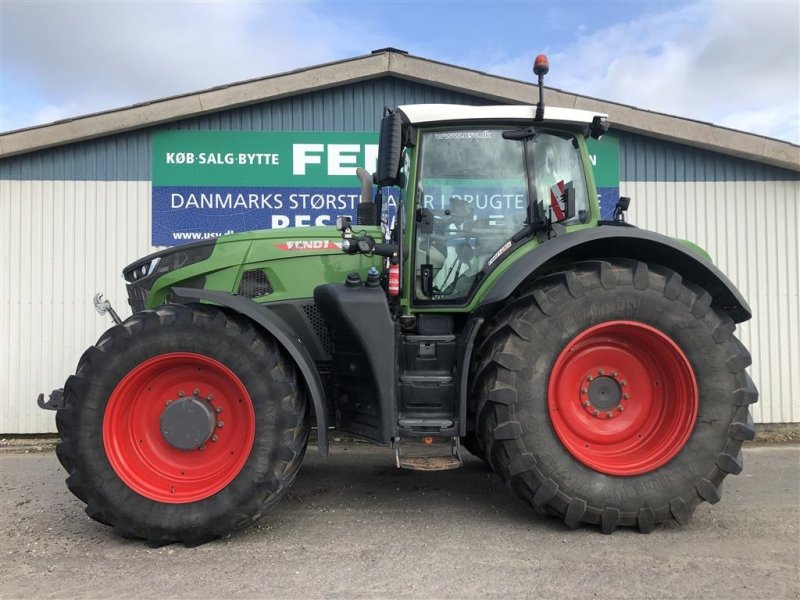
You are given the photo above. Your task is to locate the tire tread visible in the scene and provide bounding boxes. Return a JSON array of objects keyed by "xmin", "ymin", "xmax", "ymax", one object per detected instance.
[
  {"xmin": 56, "ymin": 305, "xmax": 308, "ymax": 546},
  {"xmin": 473, "ymin": 259, "xmax": 756, "ymax": 534}
]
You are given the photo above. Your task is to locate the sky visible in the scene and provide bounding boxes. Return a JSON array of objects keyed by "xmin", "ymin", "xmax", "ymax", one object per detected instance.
[{"xmin": 1, "ymin": 0, "xmax": 798, "ymax": 144}]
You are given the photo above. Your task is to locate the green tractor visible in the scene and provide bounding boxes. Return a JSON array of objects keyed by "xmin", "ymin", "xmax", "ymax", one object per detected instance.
[{"xmin": 39, "ymin": 56, "xmax": 756, "ymax": 545}]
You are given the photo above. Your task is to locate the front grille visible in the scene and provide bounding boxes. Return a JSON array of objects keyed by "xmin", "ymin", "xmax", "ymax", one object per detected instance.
[
  {"xmin": 302, "ymin": 303, "xmax": 333, "ymax": 355},
  {"xmin": 127, "ymin": 286, "xmax": 148, "ymax": 313},
  {"xmin": 237, "ymin": 269, "xmax": 273, "ymax": 298}
]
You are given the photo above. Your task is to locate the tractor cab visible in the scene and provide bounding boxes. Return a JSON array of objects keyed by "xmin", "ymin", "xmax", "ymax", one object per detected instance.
[
  {"xmin": 392, "ymin": 103, "xmax": 607, "ymax": 306},
  {"xmin": 338, "ymin": 55, "xmax": 609, "ymax": 315},
  {"xmin": 337, "ymin": 103, "xmax": 610, "ymax": 304}
]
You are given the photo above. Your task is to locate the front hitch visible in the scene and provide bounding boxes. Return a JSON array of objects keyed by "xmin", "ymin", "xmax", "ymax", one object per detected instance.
[
  {"xmin": 38, "ymin": 293, "xmax": 122, "ymax": 413},
  {"xmin": 94, "ymin": 293, "xmax": 122, "ymax": 325},
  {"xmin": 37, "ymin": 389, "xmax": 65, "ymax": 411}
]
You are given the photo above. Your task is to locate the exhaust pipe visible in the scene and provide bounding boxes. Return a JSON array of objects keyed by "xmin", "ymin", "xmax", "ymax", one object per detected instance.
[
  {"xmin": 356, "ymin": 168, "xmax": 373, "ymax": 204},
  {"xmin": 356, "ymin": 167, "xmax": 378, "ymax": 225}
]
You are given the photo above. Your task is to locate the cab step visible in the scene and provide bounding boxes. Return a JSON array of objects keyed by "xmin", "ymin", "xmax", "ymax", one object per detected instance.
[{"xmin": 392, "ymin": 436, "xmax": 462, "ymax": 471}]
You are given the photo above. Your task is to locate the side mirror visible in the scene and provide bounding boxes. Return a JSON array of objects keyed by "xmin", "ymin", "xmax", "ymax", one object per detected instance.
[
  {"xmin": 589, "ymin": 115, "xmax": 609, "ymax": 140},
  {"xmin": 613, "ymin": 196, "xmax": 631, "ymax": 222},
  {"xmin": 376, "ymin": 112, "xmax": 403, "ymax": 187}
]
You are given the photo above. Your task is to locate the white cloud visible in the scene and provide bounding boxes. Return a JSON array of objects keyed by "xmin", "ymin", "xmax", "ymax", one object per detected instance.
[
  {"xmin": 486, "ymin": 2, "xmax": 800, "ymax": 144},
  {"xmin": 0, "ymin": 1, "xmax": 380, "ymax": 132},
  {"xmin": 2, "ymin": 1, "xmax": 798, "ymax": 145}
]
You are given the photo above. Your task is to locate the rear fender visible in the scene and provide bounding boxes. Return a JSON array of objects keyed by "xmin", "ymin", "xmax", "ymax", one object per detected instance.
[
  {"xmin": 479, "ymin": 226, "xmax": 752, "ymax": 323},
  {"xmin": 173, "ymin": 287, "xmax": 329, "ymax": 456}
]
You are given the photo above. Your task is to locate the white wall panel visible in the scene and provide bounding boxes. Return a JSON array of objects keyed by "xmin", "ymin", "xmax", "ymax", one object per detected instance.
[
  {"xmin": 0, "ymin": 177, "xmax": 798, "ymax": 431},
  {"xmin": 0, "ymin": 180, "xmax": 156, "ymax": 433},
  {"xmin": 624, "ymin": 179, "xmax": 800, "ymax": 424}
]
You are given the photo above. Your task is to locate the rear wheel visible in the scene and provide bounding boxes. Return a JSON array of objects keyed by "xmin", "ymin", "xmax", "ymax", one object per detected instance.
[
  {"xmin": 461, "ymin": 431, "xmax": 487, "ymax": 462},
  {"xmin": 473, "ymin": 260, "xmax": 756, "ymax": 532},
  {"xmin": 56, "ymin": 304, "xmax": 308, "ymax": 546}
]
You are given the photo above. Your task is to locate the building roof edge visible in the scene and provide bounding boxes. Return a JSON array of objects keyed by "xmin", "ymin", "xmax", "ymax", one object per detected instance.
[{"xmin": 1, "ymin": 50, "xmax": 797, "ymax": 171}]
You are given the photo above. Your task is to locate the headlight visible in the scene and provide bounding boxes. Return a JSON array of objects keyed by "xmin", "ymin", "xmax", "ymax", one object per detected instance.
[
  {"xmin": 125, "ymin": 257, "xmax": 160, "ymax": 284},
  {"xmin": 123, "ymin": 241, "xmax": 215, "ymax": 285}
]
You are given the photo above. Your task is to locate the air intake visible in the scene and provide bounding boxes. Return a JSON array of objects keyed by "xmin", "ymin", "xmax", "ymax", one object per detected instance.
[
  {"xmin": 302, "ymin": 303, "xmax": 333, "ymax": 356},
  {"xmin": 237, "ymin": 270, "xmax": 273, "ymax": 298}
]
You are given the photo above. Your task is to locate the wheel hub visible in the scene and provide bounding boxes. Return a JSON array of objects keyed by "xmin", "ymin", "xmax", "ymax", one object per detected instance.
[
  {"xmin": 579, "ymin": 370, "xmax": 629, "ymax": 418},
  {"xmin": 160, "ymin": 395, "xmax": 217, "ymax": 451},
  {"xmin": 588, "ymin": 376, "xmax": 622, "ymax": 410}
]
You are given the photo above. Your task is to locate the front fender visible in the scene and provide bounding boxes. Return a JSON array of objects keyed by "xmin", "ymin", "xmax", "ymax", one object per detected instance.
[
  {"xmin": 480, "ymin": 225, "xmax": 752, "ymax": 323},
  {"xmin": 173, "ymin": 288, "xmax": 329, "ymax": 456}
]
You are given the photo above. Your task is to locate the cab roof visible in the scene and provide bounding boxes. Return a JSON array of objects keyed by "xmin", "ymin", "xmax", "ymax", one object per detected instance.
[{"xmin": 397, "ymin": 104, "xmax": 607, "ymax": 127}]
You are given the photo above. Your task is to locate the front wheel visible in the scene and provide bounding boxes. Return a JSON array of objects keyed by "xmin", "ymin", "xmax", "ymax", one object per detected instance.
[
  {"xmin": 473, "ymin": 260, "xmax": 757, "ymax": 533},
  {"xmin": 56, "ymin": 304, "xmax": 308, "ymax": 546}
]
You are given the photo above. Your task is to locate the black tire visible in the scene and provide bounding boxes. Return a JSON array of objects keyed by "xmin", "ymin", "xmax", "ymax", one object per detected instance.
[
  {"xmin": 461, "ymin": 431, "xmax": 487, "ymax": 462},
  {"xmin": 472, "ymin": 259, "xmax": 757, "ymax": 533},
  {"xmin": 56, "ymin": 304, "xmax": 308, "ymax": 546}
]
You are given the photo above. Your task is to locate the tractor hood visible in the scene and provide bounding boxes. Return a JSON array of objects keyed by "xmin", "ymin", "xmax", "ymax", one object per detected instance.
[
  {"xmin": 123, "ymin": 226, "xmax": 383, "ymax": 311},
  {"xmin": 123, "ymin": 226, "xmax": 353, "ymax": 283}
]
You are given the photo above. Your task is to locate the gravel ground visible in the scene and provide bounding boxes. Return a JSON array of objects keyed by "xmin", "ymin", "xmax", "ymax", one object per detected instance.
[
  {"xmin": 1, "ymin": 442, "xmax": 798, "ymax": 600},
  {"xmin": 1, "ymin": 423, "xmax": 797, "ymax": 453}
]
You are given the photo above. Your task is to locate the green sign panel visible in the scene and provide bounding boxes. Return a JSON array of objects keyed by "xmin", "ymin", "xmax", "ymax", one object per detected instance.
[{"xmin": 152, "ymin": 131, "xmax": 379, "ymax": 187}]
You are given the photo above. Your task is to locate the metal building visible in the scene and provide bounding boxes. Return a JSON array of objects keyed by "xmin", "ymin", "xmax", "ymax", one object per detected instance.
[{"xmin": 1, "ymin": 49, "xmax": 798, "ymax": 433}]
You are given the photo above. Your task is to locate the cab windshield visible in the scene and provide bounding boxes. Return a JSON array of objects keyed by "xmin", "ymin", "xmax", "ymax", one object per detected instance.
[{"xmin": 413, "ymin": 127, "xmax": 589, "ymax": 303}]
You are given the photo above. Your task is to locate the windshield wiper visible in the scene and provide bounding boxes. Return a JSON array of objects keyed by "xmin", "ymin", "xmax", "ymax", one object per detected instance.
[{"xmin": 502, "ymin": 126, "xmax": 537, "ymax": 141}]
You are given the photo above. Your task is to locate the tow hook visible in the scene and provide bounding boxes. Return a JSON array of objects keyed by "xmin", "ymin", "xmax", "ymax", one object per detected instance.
[
  {"xmin": 94, "ymin": 293, "xmax": 122, "ymax": 325},
  {"xmin": 37, "ymin": 389, "xmax": 65, "ymax": 411}
]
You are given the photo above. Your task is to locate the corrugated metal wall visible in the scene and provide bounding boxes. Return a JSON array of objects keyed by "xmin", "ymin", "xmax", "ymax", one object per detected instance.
[
  {"xmin": 619, "ymin": 134, "xmax": 800, "ymax": 425},
  {"xmin": 623, "ymin": 180, "xmax": 799, "ymax": 424},
  {"xmin": 0, "ymin": 180, "xmax": 151, "ymax": 432},
  {"xmin": 1, "ymin": 79, "xmax": 798, "ymax": 432}
]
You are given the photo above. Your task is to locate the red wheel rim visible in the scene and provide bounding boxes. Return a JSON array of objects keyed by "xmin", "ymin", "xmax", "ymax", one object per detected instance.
[
  {"xmin": 103, "ymin": 352, "xmax": 255, "ymax": 503},
  {"xmin": 548, "ymin": 321, "xmax": 697, "ymax": 476}
]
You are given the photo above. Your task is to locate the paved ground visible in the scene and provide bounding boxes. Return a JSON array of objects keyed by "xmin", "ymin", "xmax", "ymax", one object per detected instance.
[{"xmin": 1, "ymin": 443, "xmax": 798, "ymax": 600}]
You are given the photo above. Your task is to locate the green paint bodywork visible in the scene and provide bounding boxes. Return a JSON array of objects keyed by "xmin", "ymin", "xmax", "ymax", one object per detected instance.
[
  {"xmin": 677, "ymin": 239, "xmax": 712, "ymax": 261},
  {"xmin": 145, "ymin": 226, "xmax": 383, "ymax": 308}
]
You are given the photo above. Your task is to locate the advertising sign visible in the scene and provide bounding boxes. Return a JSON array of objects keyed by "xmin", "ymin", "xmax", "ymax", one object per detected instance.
[
  {"xmin": 151, "ymin": 130, "xmax": 619, "ymax": 246},
  {"xmin": 586, "ymin": 133, "xmax": 620, "ymax": 220},
  {"xmin": 152, "ymin": 131, "xmax": 388, "ymax": 245}
]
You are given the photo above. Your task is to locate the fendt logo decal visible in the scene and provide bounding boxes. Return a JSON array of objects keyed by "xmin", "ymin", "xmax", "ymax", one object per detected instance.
[{"xmin": 276, "ymin": 240, "xmax": 343, "ymax": 251}]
